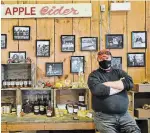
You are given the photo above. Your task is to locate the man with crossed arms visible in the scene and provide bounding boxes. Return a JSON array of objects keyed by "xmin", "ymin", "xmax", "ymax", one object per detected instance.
[{"xmin": 88, "ymin": 49, "xmax": 140, "ymax": 133}]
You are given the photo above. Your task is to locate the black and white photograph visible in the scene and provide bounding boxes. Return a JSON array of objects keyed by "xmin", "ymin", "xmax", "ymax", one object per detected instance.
[
  {"xmin": 131, "ymin": 31, "xmax": 147, "ymax": 49},
  {"xmin": 111, "ymin": 57, "xmax": 122, "ymax": 69},
  {"xmin": 70, "ymin": 56, "xmax": 84, "ymax": 73},
  {"xmin": 61, "ymin": 35, "xmax": 75, "ymax": 52},
  {"xmin": 9, "ymin": 51, "xmax": 26, "ymax": 63},
  {"xmin": 127, "ymin": 53, "xmax": 145, "ymax": 67},
  {"xmin": 46, "ymin": 62, "xmax": 63, "ymax": 76},
  {"xmin": 13, "ymin": 26, "xmax": 30, "ymax": 40},
  {"xmin": 106, "ymin": 34, "xmax": 123, "ymax": 49},
  {"xmin": 80, "ymin": 37, "xmax": 98, "ymax": 51},
  {"xmin": 1, "ymin": 34, "xmax": 7, "ymax": 49},
  {"xmin": 36, "ymin": 40, "xmax": 50, "ymax": 57}
]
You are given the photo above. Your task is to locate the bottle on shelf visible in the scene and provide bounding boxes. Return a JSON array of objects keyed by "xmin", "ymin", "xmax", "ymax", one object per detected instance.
[
  {"xmin": 73, "ymin": 104, "xmax": 78, "ymax": 114},
  {"xmin": 2, "ymin": 80, "xmax": 7, "ymax": 88},
  {"xmin": 11, "ymin": 104, "xmax": 16, "ymax": 114},
  {"xmin": 43, "ymin": 94, "xmax": 48, "ymax": 114},
  {"xmin": 23, "ymin": 96, "xmax": 32, "ymax": 113},
  {"xmin": 34, "ymin": 95, "xmax": 40, "ymax": 115},
  {"xmin": 16, "ymin": 79, "xmax": 20, "ymax": 88},
  {"xmin": 7, "ymin": 79, "xmax": 11, "ymax": 88},
  {"xmin": 39, "ymin": 95, "xmax": 45, "ymax": 115},
  {"xmin": 19, "ymin": 79, "xmax": 24, "ymax": 88},
  {"xmin": 28, "ymin": 79, "xmax": 32, "ymax": 87},
  {"xmin": 78, "ymin": 92, "xmax": 85, "ymax": 110},
  {"xmin": 23, "ymin": 79, "xmax": 28, "ymax": 88},
  {"xmin": 10, "ymin": 79, "xmax": 15, "ymax": 88},
  {"xmin": 46, "ymin": 100, "xmax": 53, "ymax": 117}
]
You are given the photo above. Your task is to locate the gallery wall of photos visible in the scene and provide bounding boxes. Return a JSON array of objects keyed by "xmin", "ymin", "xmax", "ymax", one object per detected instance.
[{"xmin": 1, "ymin": 1, "xmax": 150, "ymax": 84}]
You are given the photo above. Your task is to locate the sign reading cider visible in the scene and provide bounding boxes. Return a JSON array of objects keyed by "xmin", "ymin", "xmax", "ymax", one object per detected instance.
[{"xmin": 1, "ymin": 4, "xmax": 92, "ymax": 18}]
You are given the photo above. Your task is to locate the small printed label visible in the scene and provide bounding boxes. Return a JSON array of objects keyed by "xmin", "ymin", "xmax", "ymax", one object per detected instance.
[
  {"xmin": 79, "ymin": 96, "xmax": 84, "ymax": 102},
  {"xmin": 40, "ymin": 106, "xmax": 44, "ymax": 111}
]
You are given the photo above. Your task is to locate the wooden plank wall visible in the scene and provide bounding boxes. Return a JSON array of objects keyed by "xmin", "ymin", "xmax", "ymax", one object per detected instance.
[{"xmin": 1, "ymin": 1, "xmax": 150, "ymax": 84}]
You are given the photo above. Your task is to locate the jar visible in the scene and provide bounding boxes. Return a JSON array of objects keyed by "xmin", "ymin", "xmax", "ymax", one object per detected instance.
[
  {"xmin": 28, "ymin": 79, "xmax": 32, "ymax": 87},
  {"xmin": 73, "ymin": 105, "xmax": 78, "ymax": 114},
  {"xmin": 10, "ymin": 79, "xmax": 15, "ymax": 88},
  {"xmin": 19, "ymin": 79, "xmax": 24, "ymax": 87},
  {"xmin": 80, "ymin": 104, "xmax": 86, "ymax": 111},
  {"xmin": 2, "ymin": 80, "xmax": 7, "ymax": 88},
  {"xmin": 16, "ymin": 79, "xmax": 20, "ymax": 88},
  {"xmin": 67, "ymin": 104, "xmax": 73, "ymax": 114},
  {"xmin": 7, "ymin": 79, "xmax": 11, "ymax": 88},
  {"xmin": 23, "ymin": 79, "xmax": 28, "ymax": 87}
]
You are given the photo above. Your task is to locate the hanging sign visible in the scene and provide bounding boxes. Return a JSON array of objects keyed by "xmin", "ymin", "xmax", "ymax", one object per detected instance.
[{"xmin": 1, "ymin": 3, "xmax": 92, "ymax": 18}]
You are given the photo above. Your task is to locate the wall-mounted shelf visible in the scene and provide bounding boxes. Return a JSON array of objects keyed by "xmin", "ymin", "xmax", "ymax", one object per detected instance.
[
  {"xmin": 1, "ymin": 88, "xmax": 18, "ymax": 91},
  {"xmin": 20, "ymin": 87, "xmax": 52, "ymax": 90}
]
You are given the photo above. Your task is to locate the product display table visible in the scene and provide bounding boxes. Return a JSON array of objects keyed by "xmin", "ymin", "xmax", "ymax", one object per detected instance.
[{"xmin": 1, "ymin": 114, "xmax": 95, "ymax": 132}]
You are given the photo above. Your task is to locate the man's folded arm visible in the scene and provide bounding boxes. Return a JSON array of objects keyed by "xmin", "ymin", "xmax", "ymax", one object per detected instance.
[
  {"xmin": 119, "ymin": 70, "xmax": 134, "ymax": 91},
  {"xmin": 88, "ymin": 73, "xmax": 110, "ymax": 96}
]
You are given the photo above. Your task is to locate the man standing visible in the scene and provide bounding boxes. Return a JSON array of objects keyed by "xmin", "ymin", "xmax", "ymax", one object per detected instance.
[{"xmin": 88, "ymin": 49, "xmax": 140, "ymax": 133}]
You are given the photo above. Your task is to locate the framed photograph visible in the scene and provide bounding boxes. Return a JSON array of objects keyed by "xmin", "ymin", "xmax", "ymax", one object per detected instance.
[
  {"xmin": 127, "ymin": 53, "xmax": 145, "ymax": 67},
  {"xmin": 1, "ymin": 34, "xmax": 7, "ymax": 49},
  {"xmin": 46, "ymin": 62, "xmax": 63, "ymax": 76},
  {"xmin": 36, "ymin": 40, "xmax": 50, "ymax": 57},
  {"xmin": 131, "ymin": 31, "xmax": 147, "ymax": 49},
  {"xmin": 61, "ymin": 35, "xmax": 75, "ymax": 52},
  {"xmin": 9, "ymin": 51, "xmax": 26, "ymax": 63},
  {"xmin": 111, "ymin": 57, "xmax": 122, "ymax": 69},
  {"xmin": 70, "ymin": 56, "xmax": 84, "ymax": 73},
  {"xmin": 80, "ymin": 37, "xmax": 98, "ymax": 51},
  {"xmin": 106, "ymin": 34, "xmax": 123, "ymax": 49},
  {"xmin": 13, "ymin": 26, "xmax": 30, "ymax": 40}
]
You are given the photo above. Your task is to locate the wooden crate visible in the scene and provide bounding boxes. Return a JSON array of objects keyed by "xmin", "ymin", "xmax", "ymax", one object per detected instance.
[
  {"xmin": 135, "ymin": 108, "xmax": 150, "ymax": 119},
  {"xmin": 133, "ymin": 84, "xmax": 150, "ymax": 92},
  {"xmin": 1, "ymin": 63, "xmax": 36, "ymax": 88},
  {"xmin": 53, "ymin": 88, "xmax": 90, "ymax": 109}
]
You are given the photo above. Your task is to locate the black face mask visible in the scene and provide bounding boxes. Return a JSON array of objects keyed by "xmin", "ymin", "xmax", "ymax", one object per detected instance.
[{"xmin": 99, "ymin": 60, "xmax": 111, "ymax": 70}]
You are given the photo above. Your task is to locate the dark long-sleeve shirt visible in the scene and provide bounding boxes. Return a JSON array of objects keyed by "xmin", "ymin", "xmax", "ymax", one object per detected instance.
[{"xmin": 88, "ymin": 68, "xmax": 133, "ymax": 114}]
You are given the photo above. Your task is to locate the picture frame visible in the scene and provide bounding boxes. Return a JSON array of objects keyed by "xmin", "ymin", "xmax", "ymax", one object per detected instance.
[
  {"xmin": 106, "ymin": 34, "xmax": 123, "ymax": 49},
  {"xmin": 36, "ymin": 40, "xmax": 50, "ymax": 57},
  {"xmin": 127, "ymin": 53, "xmax": 145, "ymax": 67},
  {"xmin": 1, "ymin": 34, "xmax": 7, "ymax": 49},
  {"xmin": 13, "ymin": 26, "xmax": 30, "ymax": 40},
  {"xmin": 80, "ymin": 37, "xmax": 98, "ymax": 51},
  {"xmin": 61, "ymin": 35, "xmax": 75, "ymax": 52},
  {"xmin": 111, "ymin": 57, "xmax": 122, "ymax": 69},
  {"xmin": 9, "ymin": 51, "xmax": 26, "ymax": 63},
  {"xmin": 70, "ymin": 56, "xmax": 85, "ymax": 73},
  {"xmin": 131, "ymin": 31, "xmax": 147, "ymax": 49},
  {"xmin": 46, "ymin": 62, "xmax": 63, "ymax": 77}
]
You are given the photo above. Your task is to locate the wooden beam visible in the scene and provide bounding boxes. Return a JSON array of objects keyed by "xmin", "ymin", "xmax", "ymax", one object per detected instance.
[
  {"xmin": 7, "ymin": 123, "xmax": 45, "ymax": 131},
  {"xmin": 44, "ymin": 122, "xmax": 95, "ymax": 130}
]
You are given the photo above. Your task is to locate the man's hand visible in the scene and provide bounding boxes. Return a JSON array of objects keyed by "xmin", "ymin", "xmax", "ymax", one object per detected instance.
[{"xmin": 103, "ymin": 80, "xmax": 124, "ymax": 90}]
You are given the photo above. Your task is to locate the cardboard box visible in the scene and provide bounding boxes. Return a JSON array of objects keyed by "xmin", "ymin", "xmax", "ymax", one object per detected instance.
[
  {"xmin": 135, "ymin": 108, "xmax": 150, "ymax": 119},
  {"xmin": 133, "ymin": 84, "xmax": 150, "ymax": 92}
]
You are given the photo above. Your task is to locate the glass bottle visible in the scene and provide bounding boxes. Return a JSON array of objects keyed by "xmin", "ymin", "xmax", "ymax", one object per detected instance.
[
  {"xmin": 2, "ymin": 80, "xmax": 7, "ymax": 88},
  {"xmin": 24, "ymin": 79, "xmax": 28, "ymax": 87},
  {"xmin": 34, "ymin": 95, "xmax": 40, "ymax": 115},
  {"xmin": 73, "ymin": 104, "xmax": 78, "ymax": 114},
  {"xmin": 16, "ymin": 79, "xmax": 20, "ymax": 88},
  {"xmin": 39, "ymin": 95, "xmax": 45, "ymax": 115},
  {"xmin": 20, "ymin": 79, "xmax": 23, "ymax": 88},
  {"xmin": 28, "ymin": 79, "xmax": 32, "ymax": 87},
  {"xmin": 46, "ymin": 100, "xmax": 53, "ymax": 117},
  {"xmin": 78, "ymin": 92, "xmax": 85, "ymax": 104},
  {"xmin": 7, "ymin": 79, "xmax": 11, "ymax": 88},
  {"xmin": 11, "ymin": 79, "xmax": 15, "ymax": 88}
]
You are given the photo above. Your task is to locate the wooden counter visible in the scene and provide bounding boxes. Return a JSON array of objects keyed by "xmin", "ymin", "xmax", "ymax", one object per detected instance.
[{"xmin": 1, "ymin": 114, "xmax": 95, "ymax": 132}]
